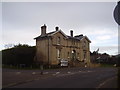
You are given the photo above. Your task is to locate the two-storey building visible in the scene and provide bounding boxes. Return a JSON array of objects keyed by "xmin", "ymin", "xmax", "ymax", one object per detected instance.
[{"xmin": 34, "ymin": 24, "xmax": 91, "ymax": 67}]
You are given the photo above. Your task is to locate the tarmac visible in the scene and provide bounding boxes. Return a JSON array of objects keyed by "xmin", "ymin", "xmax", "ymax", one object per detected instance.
[
  {"xmin": 2, "ymin": 69, "xmax": 52, "ymax": 88},
  {"xmin": 2, "ymin": 68, "xmax": 118, "ymax": 88}
]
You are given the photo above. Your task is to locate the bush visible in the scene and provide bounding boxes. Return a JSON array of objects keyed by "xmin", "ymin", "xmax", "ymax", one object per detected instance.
[{"xmin": 2, "ymin": 44, "xmax": 36, "ymax": 67}]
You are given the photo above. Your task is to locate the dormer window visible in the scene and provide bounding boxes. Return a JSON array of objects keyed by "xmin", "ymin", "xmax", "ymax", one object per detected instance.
[{"xmin": 57, "ymin": 37, "xmax": 60, "ymax": 45}]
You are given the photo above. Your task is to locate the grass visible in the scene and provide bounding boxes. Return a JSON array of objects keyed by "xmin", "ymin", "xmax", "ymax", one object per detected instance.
[
  {"xmin": 2, "ymin": 64, "xmax": 43, "ymax": 70},
  {"xmin": 3, "ymin": 63, "xmax": 117, "ymax": 70},
  {"xmin": 100, "ymin": 63, "xmax": 116, "ymax": 67},
  {"xmin": 2, "ymin": 64, "xmax": 65, "ymax": 70}
]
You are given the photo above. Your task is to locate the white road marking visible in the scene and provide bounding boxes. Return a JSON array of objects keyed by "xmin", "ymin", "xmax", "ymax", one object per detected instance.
[
  {"xmin": 44, "ymin": 72, "xmax": 48, "ymax": 74},
  {"xmin": 56, "ymin": 72, "xmax": 75, "ymax": 77},
  {"xmin": 56, "ymin": 72, "xmax": 60, "ymax": 74},
  {"xmin": 96, "ymin": 76, "xmax": 117, "ymax": 88},
  {"xmin": 67, "ymin": 71, "xmax": 71, "ymax": 73},
  {"xmin": 52, "ymin": 70, "xmax": 93, "ymax": 77},
  {"xmin": 52, "ymin": 74, "xmax": 56, "ymax": 76},
  {"xmin": 32, "ymin": 72, "xmax": 36, "ymax": 74},
  {"xmin": 52, "ymin": 72, "xmax": 60, "ymax": 76},
  {"xmin": 87, "ymin": 71, "xmax": 92, "ymax": 72},
  {"xmin": 69, "ymin": 73, "xmax": 75, "ymax": 75},
  {"xmin": 16, "ymin": 72, "xmax": 21, "ymax": 75}
]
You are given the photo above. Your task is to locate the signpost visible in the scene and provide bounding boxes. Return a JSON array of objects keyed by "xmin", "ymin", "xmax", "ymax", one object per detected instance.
[{"xmin": 60, "ymin": 59, "xmax": 68, "ymax": 67}]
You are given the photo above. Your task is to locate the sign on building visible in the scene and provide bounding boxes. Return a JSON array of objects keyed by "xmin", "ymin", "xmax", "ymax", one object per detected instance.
[{"xmin": 60, "ymin": 59, "xmax": 68, "ymax": 66}]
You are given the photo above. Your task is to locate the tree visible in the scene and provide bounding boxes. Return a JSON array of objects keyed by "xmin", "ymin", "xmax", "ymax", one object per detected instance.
[{"xmin": 2, "ymin": 44, "xmax": 36, "ymax": 67}]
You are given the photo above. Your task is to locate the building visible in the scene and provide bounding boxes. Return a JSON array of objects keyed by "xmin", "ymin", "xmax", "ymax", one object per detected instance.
[{"xmin": 34, "ymin": 24, "xmax": 91, "ymax": 67}]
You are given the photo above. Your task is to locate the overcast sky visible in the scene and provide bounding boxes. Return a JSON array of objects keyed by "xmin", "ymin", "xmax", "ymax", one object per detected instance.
[{"xmin": 1, "ymin": 2, "xmax": 118, "ymax": 55}]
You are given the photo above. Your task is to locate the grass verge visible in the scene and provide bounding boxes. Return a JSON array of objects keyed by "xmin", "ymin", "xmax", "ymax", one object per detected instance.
[{"xmin": 100, "ymin": 64, "xmax": 116, "ymax": 67}]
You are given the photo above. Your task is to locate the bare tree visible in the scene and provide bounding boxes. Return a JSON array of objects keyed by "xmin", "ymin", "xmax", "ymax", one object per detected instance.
[{"xmin": 4, "ymin": 44, "xmax": 14, "ymax": 49}]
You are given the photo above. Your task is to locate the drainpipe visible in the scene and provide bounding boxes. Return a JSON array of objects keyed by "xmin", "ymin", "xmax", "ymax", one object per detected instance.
[{"xmin": 48, "ymin": 38, "xmax": 50, "ymax": 68}]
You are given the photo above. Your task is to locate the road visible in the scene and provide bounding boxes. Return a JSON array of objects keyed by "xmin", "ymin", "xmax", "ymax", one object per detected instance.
[{"xmin": 3, "ymin": 67, "xmax": 118, "ymax": 88}]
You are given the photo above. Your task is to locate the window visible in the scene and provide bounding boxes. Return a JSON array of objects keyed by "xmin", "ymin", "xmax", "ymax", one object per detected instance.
[
  {"xmin": 57, "ymin": 37, "xmax": 60, "ymax": 45},
  {"xmin": 83, "ymin": 41, "xmax": 86, "ymax": 48},
  {"xmin": 67, "ymin": 52, "xmax": 70, "ymax": 58},
  {"xmin": 57, "ymin": 49, "xmax": 61, "ymax": 58},
  {"xmin": 84, "ymin": 51, "xmax": 86, "ymax": 59},
  {"xmin": 77, "ymin": 53, "xmax": 79, "ymax": 59},
  {"xmin": 77, "ymin": 53, "xmax": 79, "ymax": 57},
  {"xmin": 72, "ymin": 50, "xmax": 76, "ymax": 60},
  {"xmin": 73, "ymin": 40, "xmax": 75, "ymax": 45},
  {"xmin": 72, "ymin": 40, "xmax": 75, "ymax": 45}
]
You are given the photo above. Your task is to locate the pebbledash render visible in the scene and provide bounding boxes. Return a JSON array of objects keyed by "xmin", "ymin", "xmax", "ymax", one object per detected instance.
[{"xmin": 34, "ymin": 24, "xmax": 91, "ymax": 67}]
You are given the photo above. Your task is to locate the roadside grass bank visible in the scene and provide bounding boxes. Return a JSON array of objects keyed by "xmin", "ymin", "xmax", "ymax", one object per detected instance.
[
  {"xmin": 2, "ymin": 63, "xmax": 117, "ymax": 70},
  {"xmin": 100, "ymin": 63, "xmax": 116, "ymax": 67},
  {"xmin": 2, "ymin": 64, "xmax": 68, "ymax": 70}
]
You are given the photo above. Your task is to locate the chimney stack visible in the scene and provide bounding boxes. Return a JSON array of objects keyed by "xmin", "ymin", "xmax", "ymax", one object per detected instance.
[
  {"xmin": 55, "ymin": 26, "xmax": 59, "ymax": 31},
  {"xmin": 70, "ymin": 30, "xmax": 73, "ymax": 37},
  {"xmin": 41, "ymin": 24, "xmax": 46, "ymax": 36}
]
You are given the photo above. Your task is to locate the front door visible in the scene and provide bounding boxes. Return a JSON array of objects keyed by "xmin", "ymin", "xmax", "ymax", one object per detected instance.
[{"xmin": 72, "ymin": 50, "xmax": 76, "ymax": 61}]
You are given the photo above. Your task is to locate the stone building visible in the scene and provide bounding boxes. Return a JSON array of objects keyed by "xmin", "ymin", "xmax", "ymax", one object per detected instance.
[{"xmin": 34, "ymin": 24, "xmax": 91, "ymax": 67}]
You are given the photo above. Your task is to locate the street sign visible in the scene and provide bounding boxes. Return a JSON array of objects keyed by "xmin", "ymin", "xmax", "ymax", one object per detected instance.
[{"xmin": 60, "ymin": 59, "xmax": 68, "ymax": 66}]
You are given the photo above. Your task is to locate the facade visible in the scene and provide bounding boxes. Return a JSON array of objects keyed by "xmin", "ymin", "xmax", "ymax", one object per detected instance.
[{"xmin": 34, "ymin": 24, "xmax": 91, "ymax": 67}]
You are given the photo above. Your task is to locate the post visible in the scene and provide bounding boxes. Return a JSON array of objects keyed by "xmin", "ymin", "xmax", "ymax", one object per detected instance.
[
  {"xmin": 40, "ymin": 65, "xmax": 43, "ymax": 75},
  {"xmin": 30, "ymin": 65, "xmax": 32, "ymax": 69}
]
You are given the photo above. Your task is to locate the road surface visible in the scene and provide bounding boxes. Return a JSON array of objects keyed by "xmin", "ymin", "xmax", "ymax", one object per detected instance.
[{"xmin": 3, "ymin": 67, "xmax": 118, "ymax": 88}]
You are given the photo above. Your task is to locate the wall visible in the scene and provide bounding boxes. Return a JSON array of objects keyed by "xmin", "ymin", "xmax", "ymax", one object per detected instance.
[
  {"xmin": 36, "ymin": 31, "xmax": 91, "ymax": 66},
  {"xmin": 36, "ymin": 38, "xmax": 48, "ymax": 64}
]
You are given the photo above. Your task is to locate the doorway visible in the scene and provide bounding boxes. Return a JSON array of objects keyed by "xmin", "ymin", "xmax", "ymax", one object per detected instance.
[{"xmin": 72, "ymin": 50, "xmax": 76, "ymax": 61}]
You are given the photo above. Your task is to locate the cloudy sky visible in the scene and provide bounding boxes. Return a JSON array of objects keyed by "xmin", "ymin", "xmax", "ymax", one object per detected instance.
[{"xmin": 1, "ymin": 2, "xmax": 119, "ymax": 55}]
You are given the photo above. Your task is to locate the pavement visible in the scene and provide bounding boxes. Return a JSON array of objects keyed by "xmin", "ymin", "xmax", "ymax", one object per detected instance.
[{"xmin": 2, "ymin": 67, "xmax": 118, "ymax": 88}]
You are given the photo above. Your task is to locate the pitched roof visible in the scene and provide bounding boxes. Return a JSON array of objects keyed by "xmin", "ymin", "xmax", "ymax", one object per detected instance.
[
  {"xmin": 81, "ymin": 36, "xmax": 91, "ymax": 43},
  {"xmin": 34, "ymin": 31, "xmax": 56, "ymax": 39},
  {"xmin": 34, "ymin": 30, "xmax": 67, "ymax": 39},
  {"xmin": 48, "ymin": 30, "xmax": 68, "ymax": 38},
  {"xmin": 67, "ymin": 36, "xmax": 81, "ymax": 41},
  {"xmin": 34, "ymin": 30, "xmax": 91, "ymax": 42}
]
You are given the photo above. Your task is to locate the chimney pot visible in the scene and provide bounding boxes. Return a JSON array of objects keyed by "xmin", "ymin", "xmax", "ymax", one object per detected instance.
[
  {"xmin": 70, "ymin": 30, "xmax": 73, "ymax": 37},
  {"xmin": 41, "ymin": 24, "xmax": 46, "ymax": 35},
  {"xmin": 55, "ymin": 26, "xmax": 59, "ymax": 31}
]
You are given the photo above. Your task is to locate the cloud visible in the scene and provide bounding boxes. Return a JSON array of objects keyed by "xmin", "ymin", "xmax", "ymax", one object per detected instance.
[
  {"xmin": 90, "ymin": 45, "xmax": 118, "ymax": 55},
  {"xmin": 2, "ymin": 28, "xmax": 37, "ymax": 46},
  {"xmin": 96, "ymin": 35, "xmax": 111, "ymax": 40},
  {"xmin": 1, "ymin": 2, "xmax": 118, "ymax": 55}
]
